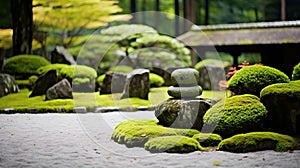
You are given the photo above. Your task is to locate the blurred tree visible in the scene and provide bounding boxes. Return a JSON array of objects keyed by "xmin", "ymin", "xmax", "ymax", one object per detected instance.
[{"xmin": 11, "ymin": 0, "xmax": 33, "ymax": 55}]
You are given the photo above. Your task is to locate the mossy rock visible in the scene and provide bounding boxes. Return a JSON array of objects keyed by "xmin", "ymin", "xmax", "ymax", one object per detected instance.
[
  {"xmin": 2, "ymin": 55, "xmax": 51, "ymax": 79},
  {"xmin": 171, "ymin": 68, "xmax": 199, "ymax": 86},
  {"xmin": 203, "ymin": 94, "xmax": 268, "ymax": 138},
  {"xmin": 218, "ymin": 132, "xmax": 297, "ymax": 153},
  {"xmin": 292, "ymin": 62, "xmax": 300, "ymax": 80},
  {"xmin": 227, "ymin": 65, "xmax": 290, "ymax": 96},
  {"xmin": 260, "ymin": 80, "xmax": 300, "ymax": 135},
  {"xmin": 111, "ymin": 119, "xmax": 200, "ymax": 148},
  {"xmin": 192, "ymin": 133, "xmax": 222, "ymax": 147},
  {"xmin": 144, "ymin": 135, "xmax": 204, "ymax": 153},
  {"xmin": 149, "ymin": 73, "xmax": 165, "ymax": 87}
]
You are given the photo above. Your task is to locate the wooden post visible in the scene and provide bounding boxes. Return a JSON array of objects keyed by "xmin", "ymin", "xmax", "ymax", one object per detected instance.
[
  {"xmin": 281, "ymin": 0, "xmax": 286, "ymax": 21},
  {"xmin": 174, "ymin": 0, "xmax": 180, "ymax": 36},
  {"xmin": 204, "ymin": 0, "xmax": 209, "ymax": 25}
]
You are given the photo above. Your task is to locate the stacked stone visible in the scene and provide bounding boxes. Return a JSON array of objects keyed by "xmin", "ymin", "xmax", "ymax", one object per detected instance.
[{"xmin": 167, "ymin": 68, "xmax": 203, "ymax": 98}]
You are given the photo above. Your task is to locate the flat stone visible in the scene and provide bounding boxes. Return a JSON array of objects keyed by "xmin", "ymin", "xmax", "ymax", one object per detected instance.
[
  {"xmin": 73, "ymin": 106, "xmax": 87, "ymax": 113},
  {"xmin": 94, "ymin": 106, "xmax": 120, "ymax": 113},
  {"xmin": 167, "ymin": 85, "xmax": 202, "ymax": 98},
  {"xmin": 45, "ymin": 79, "xmax": 73, "ymax": 100},
  {"xmin": 171, "ymin": 68, "xmax": 199, "ymax": 86}
]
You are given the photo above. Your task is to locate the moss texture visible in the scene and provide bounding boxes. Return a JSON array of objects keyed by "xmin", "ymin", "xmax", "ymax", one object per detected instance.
[
  {"xmin": 203, "ymin": 94, "xmax": 268, "ymax": 138},
  {"xmin": 218, "ymin": 132, "xmax": 297, "ymax": 153},
  {"xmin": 2, "ymin": 55, "xmax": 50, "ymax": 79},
  {"xmin": 111, "ymin": 119, "xmax": 200, "ymax": 148},
  {"xmin": 227, "ymin": 65, "xmax": 290, "ymax": 96},
  {"xmin": 192, "ymin": 133, "xmax": 222, "ymax": 147},
  {"xmin": 261, "ymin": 80, "xmax": 300, "ymax": 99},
  {"xmin": 144, "ymin": 135, "xmax": 204, "ymax": 153},
  {"xmin": 149, "ymin": 73, "xmax": 165, "ymax": 87},
  {"xmin": 292, "ymin": 62, "xmax": 300, "ymax": 80}
]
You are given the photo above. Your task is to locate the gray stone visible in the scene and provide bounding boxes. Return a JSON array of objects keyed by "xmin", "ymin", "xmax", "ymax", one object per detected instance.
[
  {"xmin": 100, "ymin": 72, "xmax": 127, "ymax": 94},
  {"xmin": 51, "ymin": 45, "xmax": 76, "ymax": 65},
  {"xmin": 167, "ymin": 86, "xmax": 203, "ymax": 98},
  {"xmin": 46, "ymin": 79, "xmax": 73, "ymax": 100},
  {"xmin": 121, "ymin": 69, "xmax": 150, "ymax": 100},
  {"xmin": 155, "ymin": 99, "xmax": 212, "ymax": 130},
  {"xmin": 94, "ymin": 106, "xmax": 120, "ymax": 113},
  {"xmin": 198, "ymin": 64, "xmax": 227, "ymax": 90},
  {"xmin": 73, "ymin": 106, "xmax": 87, "ymax": 113},
  {"xmin": 171, "ymin": 68, "xmax": 199, "ymax": 86},
  {"xmin": 0, "ymin": 73, "xmax": 19, "ymax": 97},
  {"xmin": 29, "ymin": 70, "xmax": 59, "ymax": 97}
]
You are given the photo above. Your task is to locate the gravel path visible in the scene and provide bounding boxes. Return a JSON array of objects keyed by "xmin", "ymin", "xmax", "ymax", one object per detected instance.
[{"xmin": 1, "ymin": 112, "xmax": 300, "ymax": 168}]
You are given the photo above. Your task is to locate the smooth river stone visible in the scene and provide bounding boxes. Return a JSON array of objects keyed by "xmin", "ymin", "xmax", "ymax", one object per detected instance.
[
  {"xmin": 171, "ymin": 68, "xmax": 199, "ymax": 86},
  {"xmin": 168, "ymin": 85, "xmax": 202, "ymax": 98}
]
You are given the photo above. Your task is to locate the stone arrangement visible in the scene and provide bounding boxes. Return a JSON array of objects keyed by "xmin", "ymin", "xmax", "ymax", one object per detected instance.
[
  {"xmin": 167, "ymin": 68, "xmax": 202, "ymax": 98},
  {"xmin": 0, "ymin": 73, "xmax": 19, "ymax": 98},
  {"xmin": 155, "ymin": 68, "xmax": 214, "ymax": 130}
]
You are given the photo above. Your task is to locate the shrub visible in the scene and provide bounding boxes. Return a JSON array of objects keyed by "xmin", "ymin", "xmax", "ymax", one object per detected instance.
[
  {"xmin": 2, "ymin": 55, "xmax": 50, "ymax": 79},
  {"xmin": 111, "ymin": 119, "xmax": 200, "ymax": 148},
  {"xmin": 227, "ymin": 65, "xmax": 290, "ymax": 96},
  {"xmin": 261, "ymin": 80, "xmax": 300, "ymax": 99},
  {"xmin": 203, "ymin": 94, "xmax": 268, "ymax": 138},
  {"xmin": 144, "ymin": 136, "xmax": 204, "ymax": 153},
  {"xmin": 292, "ymin": 62, "xmax": 300, "ymax": 80},
  {"xmin": 218, "ymin": 132, "xmax": 297, "ymax": 153},
  {"xmin": 96, "ymin": 74, "xmax": 106, "ymax": 86},
  {"xmin": 150, "ymin": 73, "xmax": 164, "ymax": 87},
  {"xmin": 37, "ymin": 64, "xmax": 67, "ymax": 76}
]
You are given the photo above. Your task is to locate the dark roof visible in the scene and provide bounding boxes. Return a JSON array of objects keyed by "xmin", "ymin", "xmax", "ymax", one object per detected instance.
[{"xmin": 177, "ymin": 21, "xmax": 300, "ymax": 46}]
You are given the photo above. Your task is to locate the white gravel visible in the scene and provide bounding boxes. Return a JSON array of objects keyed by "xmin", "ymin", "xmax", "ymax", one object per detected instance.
[{"xmin": 0, "ymin": 111, "xmax": 299, "ymax": 168}]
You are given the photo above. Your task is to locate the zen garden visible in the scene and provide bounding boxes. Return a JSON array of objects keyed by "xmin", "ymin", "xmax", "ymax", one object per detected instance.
[{"xmin": 1, "ymin": 0, "xmax": 300, "ymax": 167}]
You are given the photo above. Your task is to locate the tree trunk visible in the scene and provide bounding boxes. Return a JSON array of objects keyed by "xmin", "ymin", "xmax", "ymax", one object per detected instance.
[
  {"xmin": 11, "ymin": 0, "xmax": 33, "ymax": 55},
  {"xmin": 204, "ymin": 0, "xmax": 209, "ymax": 25}
]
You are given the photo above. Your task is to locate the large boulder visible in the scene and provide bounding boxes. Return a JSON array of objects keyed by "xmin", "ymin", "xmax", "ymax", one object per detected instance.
[
  {"xmin": 0, "ymin": 73, "xmax": 19, "ymax": 97},
  {"xmin": 203, "ymin": 94, "xmax": 268, "ymax": 138},
  {"xmin": 46, "ymin": 79, "xmax": 73, "ymax": 100},
  {"xmin": 51, "ymin": 46, "xmax": 76, "ymax": 65},
  {"xmin": 260, "ymin": 80, "xmax": 300, "ymax": 135},
  {"xmin": 29, "ymin": 70, "xmax": 59, "ymax": 97},
  {"xmin": 218, "ymin": 132, "xmax": 297, "ymax": 153},
  {"xmin": 100, "ymin": 72, "xmax": 127, "ymax": 94},
  {"xmin": 155, "ymin": 99, "xmax": 212, "ymax": 130},
  {"xmin": 121, "ymin": 69, "xmax": 150, "ymax": 100}
]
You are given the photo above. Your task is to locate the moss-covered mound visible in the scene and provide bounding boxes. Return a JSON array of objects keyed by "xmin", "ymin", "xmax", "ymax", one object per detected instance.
[
  {"xmin": 227, "ymin": 65, "xmax": 290, "ymax": 96},
  {"xmin": 2, "ymin": 55, "xmax": 51, "ymax": 79},
  {"xmin": 150, "ymin": 73, "xmax": 165, "ymax": 87},
  {"xmin": 260, "ymin": 80, "xmax": 300, "ymax": 134},
  {"xmin": 111, "ymin": 119, "xmax": 200, "ymax": 148},
  {"xmin": 144, "ymin": 136, "xmax": 204, "ymax": 153},
  {"xmin": 203, "ymin": 94, "xmax": 268, "ymax": 138},
  {"xmin": 292, "ymin": 62, "xmax": 300, "ymax": 80},
  {"xmin": 218, "ymin": 132, "xmax": 297, "ymax": 153},
  {"xmin": 192, "ymin": 133, "xmax": 222, "ymax": 147}
]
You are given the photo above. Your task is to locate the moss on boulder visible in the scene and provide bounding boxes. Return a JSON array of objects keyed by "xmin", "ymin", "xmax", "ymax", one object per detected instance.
[
  {"xmin": 260, "ymin": 80, "xmax": 300, "ymax": 135},
  {"xmin": 227, "ymin": 65, "xmax": 290, "ymax": 96},
  {"xmin": 203, "ymin": 94, "xmax": 268, "ymax": 138},
  {"xmin": 144, "ymin": 135, "xmax": 204, "ymax": 153},
  {"xmin": 192, "ymin": 133, "xmax": 222, "ymax": 147},
  {"xmin": 111, "ymin": 119, "xmax": 200, "ymax": 148},
  {"xmin": 218, "ymin": 132, "xmax": 297, "ymax": 153},
  {"xmin": 292, "ymin": 62, "xmax": 300, "ymax": 80}
]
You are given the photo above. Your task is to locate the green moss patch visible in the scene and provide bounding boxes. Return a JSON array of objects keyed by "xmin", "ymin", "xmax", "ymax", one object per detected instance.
[
  {"xmin": 218, "ymin": 132, "xmax": 297, "ymax": 153},
  {"xmin": 192, "ymin": 133, "xmax": 222, "ymax": 147},
  {"xmin": 111, "ymin": 119, "xmax": 200, "ymax": 148},
  {"xmin": 227, "ymin": 65, "xmax": 290, "ymax": 96},
  {"xmin": 292, "ymin": 62, "xmax": 300, "ymax": 80},
  {"xmin": 261, "ymin": 80, "xmax": 300, "ymax": 99},
  {"xmin": 203, "ymin": 94, "xmax": 268, "ymax": 138},
  {"xmin": 144, "ymin": 136, "xmax": 204, "ymax": 153}
]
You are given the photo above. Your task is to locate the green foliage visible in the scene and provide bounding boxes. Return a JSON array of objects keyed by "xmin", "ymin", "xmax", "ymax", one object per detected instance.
[
  {"xmin": 108, "ymin": 65, "xmax": 133, "ymax": 73},
  {"xmin": 150, "ymin": 73, "xmax": 165, "ymax": 87},
  {"xmin": 203, "ymin": 94, "xmax": 268, "ymax": 138},
  {"xmin": 144, "ymin": 136, "xmax": 204, "ymax": 153},
  {"xmin": 0, "ymin": 29, "xmax": 12, "ymax": 49},
  {"xmin": 192, "ymin": 133, "xmax": 223, "ymax": 147},
  {"xmin": 227, "ymin": 65, "xmax": 290, "ymax": 96},
  {"xmin": 28, "ymin": 75, "xmax": 39, "ymax": 89},
  {"xmin": 260, "ymin": 80, "xmax": 300, "ymax": 99},
  {"xmin": 194, "ymin": 59, "xmax": 228, "ymax": 71},
  {"xmin": 2, "ymin": 55, "xmax": 51, "ymax": 79},
  {"xmin": 218, "ymin": 132, "xmax": 297, "ymax": 153},
  {"xmin": 60, "ymin": 65, "xmax": 97, "ymax": 80},
  {"xmin": 292, "ymin": 62, "xmax": 300, "ymax": 80},
  {"xmin": 96, "ymin": 74, "xmax": 106, "ymax": 86},
  {"xmin": 37, "ymin": 63, "xmax": 67, "ymax": 75},
  {"xmin": 111, "ymin": 119, "xmax": 200, "ymax": 148}
]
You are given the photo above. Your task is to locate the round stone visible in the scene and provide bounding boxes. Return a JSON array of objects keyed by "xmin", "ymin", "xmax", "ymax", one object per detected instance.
[
  {"xmin": 168, "ymin": 85, "xmax": 202, "ymax": 98},
  {"xmin": 171, "ymin": 68, "xmax": 199, "ymax": 86}
]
